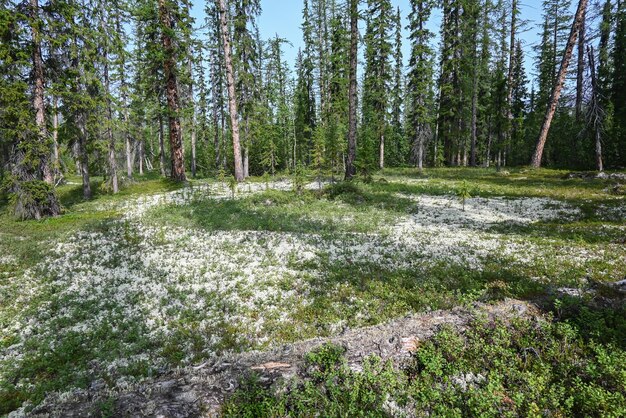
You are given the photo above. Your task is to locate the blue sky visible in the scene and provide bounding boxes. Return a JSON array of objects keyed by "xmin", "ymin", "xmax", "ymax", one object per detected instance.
[{"xmin": 189, "ymin": 1, "xmax": 575, "ymax": 84}]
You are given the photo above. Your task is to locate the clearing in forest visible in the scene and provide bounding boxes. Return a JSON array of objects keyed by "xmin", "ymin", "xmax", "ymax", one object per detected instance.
[{"xmin": 1, "ymin": 168, "xmax": 625, "ymax": 416}]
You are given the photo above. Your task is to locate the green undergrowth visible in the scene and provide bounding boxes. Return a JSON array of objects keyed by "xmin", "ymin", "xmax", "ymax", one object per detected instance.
[
  {"xmin": 224, "ymin": 313, "xmax": 626, "ymax": 417},
  {"xmin": 1, "ymin": 168, "xmax": 624, "ymax": 415}
]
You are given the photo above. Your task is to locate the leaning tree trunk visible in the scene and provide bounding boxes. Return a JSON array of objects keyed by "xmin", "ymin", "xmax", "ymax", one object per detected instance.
[
  {"xmin": 587, "ymin": 45, "xmax": 604, "ymax": 172},
  {"xmin": 217, "ymin": 0, "xmax": 244, "ymax": 182},
  {"xmin": 531, "ymin": 0, "xmax": 588, "ymax": 168},
  {"xmin": 344, "ymin": 0, "xmax": 358, "ymax": 181},
  {"xmin": 158, "ymin": 0, "xmax": 186, "ymax": 182}
]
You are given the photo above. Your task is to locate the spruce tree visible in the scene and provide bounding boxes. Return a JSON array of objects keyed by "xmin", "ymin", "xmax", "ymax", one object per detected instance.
[
  {"xmin": 407, "ymin": 0, "xmax": 435, "ymax": 170},
  {"xmin": 362, "ymin": 0, "xmax": 393, "ymax": 170}
]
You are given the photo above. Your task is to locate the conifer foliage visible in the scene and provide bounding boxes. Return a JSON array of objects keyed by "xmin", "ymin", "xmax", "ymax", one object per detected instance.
[{"xmin": 1, "ymin": 0, "xmax": 625, "ymax": 219}]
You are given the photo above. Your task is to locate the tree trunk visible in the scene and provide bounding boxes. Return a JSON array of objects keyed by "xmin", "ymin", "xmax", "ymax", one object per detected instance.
[
  {"xmin": 531, "ymin": 0, "xmax": 588, "ymax": 168},
  {"xmin": 139, "ymin": 138, "xmax": 144, "ymax": 175},
  {"xmin": 211, "ymin": 60, "xmax": 221, "ymax": 171},
  {"xmin": 587, "ymin": 45, "xmax": 603, "ymax": 172},
  {"xmin": 102, "ymin": 20, "xmax": 118, "ymax": 193},
  {"xmin": 417, "ymin": 136, "xmax": 424, "ymax": 171},
  {"xmin": 30, "ymin": 0, "xmax": 53, "ymax": 185},
  {"xmin": 470, "ymin": 40, "xmax": 478, "ymax": 167},
  {"xmin": 217, "ymin": 0, "xmax": 244, "ymax": 182},
  {"xmin": 243, "ymin": 118, "xmax": 249, "ymax": 178},
  {"xmin": 576, "ymin": 7, "xmax": 586, "ymax": 121},
  {"xmin": 158, "ymin": 114, "xmax": 166, "ymax": 176},
  {"xmin": 116, "ymin": 14, "xmax": 133, "ymax": 180},
  {"xmin": 52, "ymin": 97, "xmax": 62, "ymax": 182},
  {"xmin": 188, "ymin": 57, "xmax": 197, "ymax": 178},
  {"xmin": 505, "ymin": 0, "xmax": 517, "ymax": 145},
  {"xmin": 344, "ymin": 0, "xmax": 358, "ymax": 181},
  {"xmin": 124, "ymin": 108, "xmax": 133, "ymax": 178},
  {"xmin": 77, "ymin": 111, "xmax": 91, "ymax": 199},
  {"xmin": 158, "ymin": 0, "xmax": 186, "ymax": 182},
  {"xmin": 379, "ymin": 135, "xmax": 385, "ymax": 170},
  {"xmin": 485, "ymin": 116, "xmax": 492, "ymax": 167}
]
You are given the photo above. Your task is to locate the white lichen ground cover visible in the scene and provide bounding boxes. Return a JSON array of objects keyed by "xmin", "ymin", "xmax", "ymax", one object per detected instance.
[{"xmin": 1, "ymin": 175, "xmax": 625, "ymax": 412}]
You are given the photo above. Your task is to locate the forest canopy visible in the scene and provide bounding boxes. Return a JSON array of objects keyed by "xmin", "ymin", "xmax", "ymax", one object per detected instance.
[{"xmin": 1, "ymin": 0, "xmax": 624, "ymax": 216}]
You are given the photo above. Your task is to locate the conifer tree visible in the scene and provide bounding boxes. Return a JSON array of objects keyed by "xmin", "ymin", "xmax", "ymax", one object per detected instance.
[
  {"xmin": 158, "ymin": 0, "xmax": 186, "ymax": 181},
  {"xmin": 344, "ymin": 0, "xmax": 358, "ymax": 180},
  {"xmin": 362, "ymin": 0, "xmax": 393, "ymax": 170},
  {"xmin": 407, "ymin": 0, "xmax": 435, "ymax": 170}
]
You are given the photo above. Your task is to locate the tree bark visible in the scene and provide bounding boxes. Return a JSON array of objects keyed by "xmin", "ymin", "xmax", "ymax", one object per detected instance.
[
  {"xmin": 124, "ymin": 109, "xmax": 133, "ymax": 178},
  {"xmin": 77, "ymin": 112, "xmax": 91, "ymax": 199},
  {"xmin": 115, "ymin": 14, "xmax": 133, "ymax": 180},
  {"xmin": 52, "ymin": 97, "xmax": 62, "ymax": 182},
  {"xmin": 188, "ymin": 57, "xmax": 197, "ymax": 178},
  {"xmin": 576, "ymin": 7, "xmax": 586, "ymax": 121},
  {"xmin": 417, "ymin": 134, "xmax": 424, "ymax": 171},
  {"xmin": 210, "ymin": 50, "xmax": 222, "ymax": 171},
  {"xmin": 379, "ymin": 135, "xmax": 385, "ymax": 170},
  {"xmin": 158, "ymin": 0, "xmax": 186, "ymax": 182},
  {"xmin": 102, "ymin": 17, "xmax": 118, "ymax": 193},
  {"xmin": 217, "ymin": 0, "xmax": 244, "ymax": 182},
  {"xmin": 505, "ymin": 0, "xmax": 517, "ymax": 165},
  {"xmin": 29, "ymin": 0, "xmax": 53, "ymax": 185},
  {"xmin": 531, "ymin": 0, "xmax": 588, "ymax": 168},
  {"xmin": 344, "ymin": 0, "xmax": 358, "ymax": 181},
  {"xmin": 587, "ymin": 45, "xmax": 603, "ymax": 172},
  {"xmin": 470, "ymin": 32, "xmax": 479, "ymax": 167},
  {"xmin": 158, "ymin": 113, "xmax": 166, "ymax": 176}
]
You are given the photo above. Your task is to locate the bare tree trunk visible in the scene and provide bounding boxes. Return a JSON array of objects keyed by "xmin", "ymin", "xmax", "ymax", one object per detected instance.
[
  {"xmin": 587, "ymin": 45, "xmax": 603, "ymax": 172},
  {"xmin": 77, "ymin": 112, "xmax": 91, "ymax": 199},
  {"xmin": 212, "ymin": 75, "xmax": 221, "ymax": 171},
  {"xmin": 139, "ymin": 137, "xmax": 144, "ymax": 175},
  {"xmin": 124, "ymin": 108, "xmax": 133, "ymax": 178},
  {"xmin": 417, "ymin": 138, "xmax": 424, "ymax": 171},
  {"xmin": 218, "ymin": 0, "xmax": 244, "ymax": 182},
  {"xmin": 379, "ymin": 135, "xmax": 385, "ymax": 170},
  {"xmin": 188, "ymin": 58, "xmax": 197, "ymax": 178},
  {"xmin": 52, "ymin": 97, "xmax": 62, "ymax": 182},
  {"xmin": 576, "ymin": 7, "xmax": 586, "ymax": 121},
  {"xmin": 158, "ymin": 0, "xmax": 186, "ymax": 182},
  {"xmin": 243, "ymin": 118, "xmax": 249, "ymax": 178},
  {"xmin": 531, "ymin": 0, "xmax": 588, "ymax": 168},
  {"xmin": 344, "ymin": 0, "xmax": 358, "ymax": 180},
  {"xmin": 102, "ymin": 18, "xmax": 118, "ymax": 193},
  {"xmin": 158, "ymin": 114, "xmax": 166, "ymax": 176},
  {"xmin": 116, "ymin": 14, "xmax": 133, "ymax": 180},
  {"xmin": 485, "ymin": 116, "xmax": 492, "ymax": 167},
  {"xmin": 505, "ymin": 0, "xmax": 517, "ymax": 158},
  {"xmin": 470, "ymin": 17, "xmax": 479, "ymax": 168},
  {"xmin": 30, "ymin": 0, "xmax": 53, "ymax": 185}
]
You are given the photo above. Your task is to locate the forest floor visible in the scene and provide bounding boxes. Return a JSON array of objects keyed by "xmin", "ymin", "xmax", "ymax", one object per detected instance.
[{"xmin": 1, "ymin": 168, "xmax": 625, "ymax": 416}]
